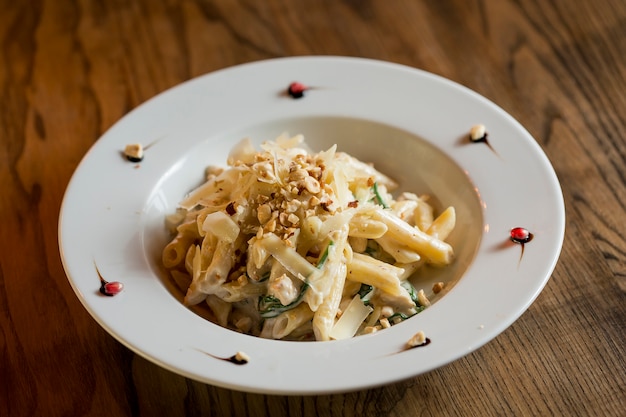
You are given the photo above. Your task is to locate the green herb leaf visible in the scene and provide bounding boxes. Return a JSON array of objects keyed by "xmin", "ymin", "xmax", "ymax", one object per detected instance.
[
  {"xmin": 388, "ymin": 312, "xmax": 411, "ymax": 322},
  {"xmin": 258, "ymin": 282, "xmax": 309, "ymax": 319},
  {"xmin": 358, "ymin": 284, "xmax": 373, "ymax": 299},
  {"xmin": 387, "ymin": 305, "xmax": 426, "ymax": 325},
  {"xmin": 401, "ymin": 281, "xmax": 420, "ymax": 306},
  {"xmin": 372, "ymin": 182, "xmax": 389, "ymax": 209},
  {"xmin": 357, "ymin": 283, "xmax": 374, "ymax": 306},
  {"xmin": 317, "ymin": 241, "xmax": 334, "ymax": 269}
]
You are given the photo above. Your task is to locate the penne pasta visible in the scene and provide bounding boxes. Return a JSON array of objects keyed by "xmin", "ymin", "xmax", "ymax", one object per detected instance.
[
  {"xmin": 311, "ymin": 229, "xmax": 350, "ymax": 340},
  {"xmin": 162, "ymin": 233, "xmax": 196, "ymax": 269},
  {"xmin": 426, "ymin": 206, "xmax": 456, "ymax": 240},
  {"xmin": 347, "ymin": 252, "xmax": 412, "ymax": 308},
  {"xmin": 348, "ymin": 215, "xmax": 388, "ymax": 238},
  {"xmin": 162, "ymin": 135, "xmax": 457, "ymax": 340},
  {"xmin": 372, "ymin": 209, "xmax": 454, "ymax": 265},
  {"xmin": 375, "ymin": 234, "xmax": 422, "ymax": 264},
  {"xmin": 271, "ymin": 303, "xmax": 315, "ymax": 339}
]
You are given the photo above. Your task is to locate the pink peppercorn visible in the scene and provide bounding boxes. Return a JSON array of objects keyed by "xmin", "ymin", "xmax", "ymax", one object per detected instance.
[
  {"xmin": 510, "ymin": 227, "xmax": 533, "ymax": 244},
  {"xmin": 100, "ymin": 280, "xmax": 124, "ymax": 296},
  {"xmin": 287, "ymin": 82, "xmax": 308, "ymax": 99}
]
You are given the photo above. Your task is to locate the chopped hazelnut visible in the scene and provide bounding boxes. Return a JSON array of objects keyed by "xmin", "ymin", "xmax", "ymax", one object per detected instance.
[
  {"xmin": 308, "ymin": 196, "xmax": 321, "ymax": 207},
  {"xmin": 265, "ymin": 218, "xmax": 277, "ymax": 233},
  {"xmin": 303, "ymin": 176, "xmax": 321, "ymax": 194},
  {"xmin": 469, "ymin": 124, "xmax": 487, "ymax": 142},
  {"xmin": 288, "ymin": 168, "xmax": 308, "ymax": 181},
  {"xmin": 257, "ymin": 204, "xmax": 272, "ymax": 224},
  {"xmin": 124, "ymin": 143, "xmax": 144, "ymax": 162},
  {"xmin": 406, "ymin": 331, "xmax": 427, "ymax": 348},
  {"xmin": 417, "ymin": 289, "xmax": 431, "ymax": 307},
  {"xmin": 308, "ymin": 166, "xmax": 322, "ymax": 180},
  {"xmin": 256, "ymin": 194, "xmax": 270, "ymax": 204},
  {"xmin": 279, "ymin": 212, "xmax": 290, "ymax": 226},
  {"xmin": 232, "ymin": 351, "xmax": 250, "ymax": 364},
  {"xmin": 287, "ymin": 213, "xmax": 299, "ymax": 225},
  {"xmin": 284, "ymin": 199, "xmax": 299, "ymax": 213},
  {"xmin": 362, "ymin": 326, "xmax": 380, "ymax": 335}
]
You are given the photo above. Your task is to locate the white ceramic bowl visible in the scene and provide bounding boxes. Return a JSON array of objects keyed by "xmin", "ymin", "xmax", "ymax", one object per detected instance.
[{"xmin": 59, "ymin": 56, "xmax": 565, "ymax": 394}]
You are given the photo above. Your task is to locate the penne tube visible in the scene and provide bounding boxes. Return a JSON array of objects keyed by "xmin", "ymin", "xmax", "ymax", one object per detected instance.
[
  {"xmin": 216, "ymin": 277, "xmax": 268, "ymax": 303},
  {"xmin": 193, "ymin": 234, "xmax": 245, "ymax": 297},
  {"xmin": 348, "ymin": 215, "xmax": 388, "ymax": 238},
  {"xmin": 183, "ymin": 245, "xmax": 206, "ymax": 306},
  {"xmin": 373, "ymin": 209, "xmax": 453, "ymax": 265},
  {"xmin": 305, "ymin": 225, "xmax": 350, "ymax": 311},
  {"xmin": 391, "ymin": 199, "xmax": 419, "ymax": 225},
  {"xmin": 348, "ymin": 236, "xmax": 368, "ymax": 253},
  {"xmin": 162, "ymin": 233, "xmax": 195, "ymax": 269},
  {"xmin": 313, "ymin": 259, "xmax": 347, "ymax": 341},
  {"xmin": 271, "ymin": 303, "xmax": 315, "ymax": 339},
  {"xmin": 396, "ymin": 259, "xmax": 426, "ymax": 281},
  {"xmin": 375, "ymin": 235, "xmax": 422, "ymax": 264},
  {"xmin": 170, "ymin": 270, "xmax": 192, "ymax": 292},
  {"xmin": 426, "ymin": 206, "xmax": 456, "ymax": 240},
  {"xmin": 347, "ymin": 252, "xmax": 406, "ymax": 297},
  {"xmin": 414, "ymin": 198, "xmax": 434, "ymax": 231},
  {"xmin": 176, "ymin": 218, "xmax": 201, "ymax": 238},
  {"xmin": 259, "ymin": 233, "xmax": 317, "ymax": 280},
  {"xmin": 205, "ymin": 295, "xmax": 232, "ymax": 327}
]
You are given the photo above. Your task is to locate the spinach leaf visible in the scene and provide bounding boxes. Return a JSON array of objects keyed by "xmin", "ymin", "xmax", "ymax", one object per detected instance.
[{"xmin": 258, "ymin": 282, "xmax": 309, "ymax": 319}]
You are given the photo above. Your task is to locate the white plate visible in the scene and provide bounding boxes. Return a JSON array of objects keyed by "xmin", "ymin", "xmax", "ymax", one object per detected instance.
[{"xmin": 59, "ymin": 56, "xmax": 565, "ymax": 395}]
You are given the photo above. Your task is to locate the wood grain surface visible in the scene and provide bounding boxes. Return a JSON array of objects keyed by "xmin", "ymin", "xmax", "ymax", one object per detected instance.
[{"xmin": 1, "ymin": 0, "xmax": 624, "ymax": 416}]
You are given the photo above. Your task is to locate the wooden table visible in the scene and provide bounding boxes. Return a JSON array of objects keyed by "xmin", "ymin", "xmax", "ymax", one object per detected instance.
[{"xmin": 2, "ymin": 1, "xmax": 624, "ymax": 415}]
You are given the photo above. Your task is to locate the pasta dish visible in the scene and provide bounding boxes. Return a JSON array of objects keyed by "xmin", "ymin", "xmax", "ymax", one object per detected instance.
[{"xmin": 162, "ymin": 134, "xmax": 456, "ymax": 341}]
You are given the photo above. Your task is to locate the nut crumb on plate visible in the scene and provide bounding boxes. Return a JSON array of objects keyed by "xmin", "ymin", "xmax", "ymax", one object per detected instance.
[
  {"xmin": 124, "ymin": 143, "xmax": 144, "ymax": 162},
  {"xmin": 406, "ymin": 331, "xmax": 427, "ymax": 348},
  {"xmin": 432, "ymin": 282, "xmax": 445, "ymax": 294},
  {"xmin": 233, "ymin": 351, "xmax": 250, "ymax": 364},
  {"xmin": 469, "ymin": 124, "xmax": 487, "ymax": 142}
]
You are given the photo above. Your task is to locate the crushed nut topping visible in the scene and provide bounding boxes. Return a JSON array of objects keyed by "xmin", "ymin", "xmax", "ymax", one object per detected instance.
[
  {"xmin": 232, "ymin": 351, "xmax": 250, "ymax": 364},
  {"xmin": 432, "ymin": 282, "xmax": 445, "ymax": 294},
  {"xmin": 406, "ymin": 331, "xmax": 427, "ymax": 348},
  {"xmin": 469, "ymin": 124, "xmax": 487, "ymax": 142},
  {"xmin": 417, "ymin": 289, "xmax": 431, "ymax": 307},
  {"xmin": 224, "ymin": 143, "xmax": 341, "ymax": 241},
  {"xmin": 124, "ymin": 143, "xmax": 144, "ymax": 162}
]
